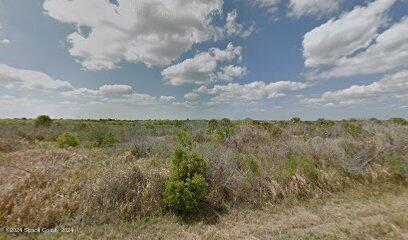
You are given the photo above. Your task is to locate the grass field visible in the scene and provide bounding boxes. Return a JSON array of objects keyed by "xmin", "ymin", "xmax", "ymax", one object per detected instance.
[{"xmin": 0, "ymin": 117, "xmax": 407, "ymax": 239}]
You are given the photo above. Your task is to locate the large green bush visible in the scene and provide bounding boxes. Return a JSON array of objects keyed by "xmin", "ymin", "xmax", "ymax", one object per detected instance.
[
  {"xmin": 164, "ymin": 147, "xmax": 207, "ymax": 214},
  {"xmin": 34, "ymin": 115, "xmax": 52, "ymax": 127},
  {"xmin": 57, "ymin": 132, "xmax": 80, "ymax": 148}
]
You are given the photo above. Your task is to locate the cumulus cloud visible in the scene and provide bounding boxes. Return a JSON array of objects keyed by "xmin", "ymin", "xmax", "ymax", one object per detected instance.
[
  {"xmin": 43, "ymin": 0, "xmax": 252, "ymax": 71},
  {"xmin": 252, "ymin": 0, "xmax": 281, "ymax": 15},
  {"xmin": 61, "ymin": 84, "xmax": 160, "ymax": 106},
  {"xmin": 98, "ymin": 84, "xmax": 133, "ymax": 96},
  {"xmin": 160, "ymin": 96, "xmax": 177, "ymax": 103},
  {"xmin": 224, "ymin": 10, "xmax": 254, "ymax": 38},
  {"xmin": 309, "ymin": 17, "xmax": 408, "ymax": 79},
  {"xmin": 0, "ymin": 64, "xmax": 73, "ymax": 91},
  {"xmin": 302, "ymin": 70, "xmax": 408, "ymax": 107},
  {"xmin": 191, "ymin": 81, "xmax": 308, "ymax": 104},
  {"xmin": 289, "ymin": 0, "xmax": 340, "ymax": 18},
  {"xmin": 303, "ymin": 0, "xmax": 396, "ymax": 68},
  {"xmin": 1, "ymin": 39, "xmax": 10, "ymax": 45},
  {"xmin": 184, "ymin": 92, "xmax": 199, "ymax": 101},
  {"xmin": 62, "ymin": 84, "xmax": 133, "ymax": 99},
  {"xmin": 253, "ymin": 0, "xmax": 340, "ymax": 17},
  {"xmin": 217, "ymin": 65, "xmax": 248, "ymax": 82},
  {"xmin": 161, "ymin": 43, "xmax": 245, "ymax": 86}
]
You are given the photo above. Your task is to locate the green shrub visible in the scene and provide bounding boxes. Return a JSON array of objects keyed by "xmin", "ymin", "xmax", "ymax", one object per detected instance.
[
  {"xmin": 164, "ymin": 147, "xmax": 207, "ymax": 214},
  {"xmin": 207, "ymin": 119, "xmax": 218, "ymax": 133},
  {"xmin": 280, "ymin": 154, "xmax": 318, "ymax": 183},
  {"xmin": 216, "ymin": 126, "xmax": 235, "ymax": 141},
  {"xmin": 386, "ymin": 155, "xmax": 407, "ymax": 180},
  {"xmin": 343, "ymin": 122, "xmax": 363, "ymax": 136},
  {"xmin": 316, "ymin": 118, "xmax": 334, "ymax": 127},
  {"xmin": 243, "ymin": 155, "xmax": 260, "ymax": 176},
  {"xmin": 220, "ymin": 118, "xmax": 233, "ymax": 127},
  {"xmin": 270, "ymin": 126, "xmax": 283, "ymax": 137},
  {"xmin": 175, "ymin": 130, "xmax": 194, "ymax": 149},
  {"xmin": 93, "ymin": 131, "xmax": 116, "ymax": 147},
  {"xmin": 104, "ymin": 132, "xmax": 116, "ymax": 147},
  {"xmin": 290, "ymin": 117, "xmax": 301, "ymax": 124},
  {"xmin": 57, "ymin": 132, "xmax": 80, "ymax": 148},
  {"xmin": 389, "ymin": 118, "xmax": 407, "ymax": 125},
  {"xmin": 94, "ymin": 131, "xmax": 105, "ymax": 147},
  {"xmin": 34, "ymin": 115, "xmax": 52, "ymax": 127}
]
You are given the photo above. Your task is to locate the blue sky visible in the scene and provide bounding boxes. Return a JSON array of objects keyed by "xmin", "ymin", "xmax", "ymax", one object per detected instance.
[{"xmin": 0, "ymin": 0, "xmax": 407, "ymax": 120}]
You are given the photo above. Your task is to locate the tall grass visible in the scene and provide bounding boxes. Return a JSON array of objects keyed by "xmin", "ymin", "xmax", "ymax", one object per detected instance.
[{"xmin": 0, "ymin": 118, "xmax": 407, "ymax": 227}]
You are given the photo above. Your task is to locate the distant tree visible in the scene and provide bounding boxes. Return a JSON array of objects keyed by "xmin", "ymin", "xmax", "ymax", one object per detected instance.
[
  {"xmin": 290, "ymin": 117, "xmax": 301, "ymax": 124},
  {"xmin": 34, "ymin": 115, "xmax": 52, "ymax": 127},
  {"xmin": 389, "ymin": 118, "xmax": 407, "ymax": 125}
]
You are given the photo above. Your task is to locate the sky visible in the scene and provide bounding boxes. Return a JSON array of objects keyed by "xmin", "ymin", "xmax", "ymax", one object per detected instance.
[{"xmin": 0, "ymin": 0, "xmax": 407, "ymax": 120}]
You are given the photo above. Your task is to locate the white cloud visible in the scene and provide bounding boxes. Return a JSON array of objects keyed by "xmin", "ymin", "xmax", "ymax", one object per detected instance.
[
  {"xmin": 160, "ymin": 96, "xmax": 176, "ymax": 103},
  {"xmin": 289, "ymin": 0, "xmax": 340, "ymax": 18},
  {"xmin": 217, "ymin": 65, "xmax": 248, "ymax": 82},
  {"xmin": 61, "ymin": 84, "xmax": 160, "ymax": 106},
  {"xmin": 184, "ymin": 92, "xmax": 199, "ymax": 101},
  {"xmin": 1, "ymin": 39, "xmax": 10, "ymax": 45},
  {"xmin": 0, "ymin": 64, "xmax": 73, "ymax": 91},
  {"xmin": 161, "ymin": 43, "xmax": 244, "ymax": 86},
  {"xmin": 224, "ymin": 10, "xmax": 254, "ymax": 38},
  {"xmin": 62, "ymin": 84, "xmax": 133, "ymax": 99},
  {"xmin": 309, "ymin": 17, "xmax": 408, "ymax": 79},
  {"xmin": 302, "ymin": 70, "xmax": 408, "ymax": 107},
  {"xmin": 98, "ymin": 84, "xmax": 133, "ymax": 96},
  {"xmin": 193, "ymin": 81, "xmax": 308, "ymax": 104},
  {"xmin": 252, "ymin": 0, "xmax": 281, "ymax": 15},
  {"xmin": 43, "ymin": 0, "xmax": 251, "ymax": 71},
  {"xmin": 303, "ymin": 0, "xmax": 396, "ymax": 68},
  {"xmin": 253, "ymin": 0, "xmax": 341, "ymax": 17}
]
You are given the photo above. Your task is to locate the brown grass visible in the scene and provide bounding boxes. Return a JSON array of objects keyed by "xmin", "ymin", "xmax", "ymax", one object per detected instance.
[{"xmin": 0, "ymin": 118, "xmax": 407, "ymax": 239}]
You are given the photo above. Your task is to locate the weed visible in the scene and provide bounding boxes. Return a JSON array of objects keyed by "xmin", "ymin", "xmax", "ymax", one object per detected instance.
[
  {"xmin": 243, "ymin": 154, "xmax": 260, "ymax": 176},
  {"xmin": 343, "ymin": 122, "xmax": 363, "ymax": 136},
  {"xmin": 386, "ymin": 155, "xmax": 407, "ymax": 180},
  {"xmin": 56, "ymin": 132, "xmax": 80, "ymax": 148}
]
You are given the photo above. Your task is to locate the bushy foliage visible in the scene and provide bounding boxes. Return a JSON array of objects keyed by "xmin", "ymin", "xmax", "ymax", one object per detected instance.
[
  {"xmin": 270, "ymin": 126, "xmax": 283, "ymax": 137},
  {"xmin": 104, "ymin": 132, "xmax": 116, "ymax": 147},
  {"xmin": 316, "ymin": 118, "xmax": 335, "ymax": 127},
  {"xmin": 217, "ymin": 118, "xmax": 235, "ymax": 141},
  {"xmin": 94, "ymin": 131, "xmax": 116, "ymax": 147},
  {"xmin": 206, "ymin": 118, "xmax": 236, "ymax": 141},
  {"xmin": 386, "ymin": 155, "xmax": 407, "ymax": 180},
  {"xmin": 175, "ymin": 130, "xmax": 194, "ymax": 149},
  {"xmin": 390, "ymin": 118, "xmax": 407, "ymax": 125},
  {"xmin": 243, "ymin": 154, "xmax": 260, "ymax": 176},
  {"xmin": 290, "ymin": 117, "xmax": 301, "ymax": 124},
  {"xmin": 208, "ymin": 119, "xmax": 218, "ymax": 133},
  {"xmin": 164, "ymin": 147, "xmax": 207, "ymax": 214},
  {"xmin": 34, "ymin": 115, "xmax": 52, "ymax": 127},
  {"xmin": 56, "ymin": 132, "xmax": 80, "ymax": 148},
  {"xmin": 280, "ymin": 154, "xmax": 318, "ymax": 183},
  {"xmin": 343, "ymin": 122, "xmax": 363, "ymax": 136}
]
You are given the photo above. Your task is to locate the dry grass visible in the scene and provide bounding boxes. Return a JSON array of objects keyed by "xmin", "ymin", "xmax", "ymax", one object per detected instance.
[
  {"xmin": 0, "ymin": 118, "xmax": 407, "ymax": 239},
  {"xmin": 5, "ymin": 185, "xmax": 406, "ymax": 240}
]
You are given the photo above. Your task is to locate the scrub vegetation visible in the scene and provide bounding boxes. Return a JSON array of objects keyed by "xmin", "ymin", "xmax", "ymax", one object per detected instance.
[{"xmin": 0, "ymin": 117, "xmax": 407, "ymax": 239}]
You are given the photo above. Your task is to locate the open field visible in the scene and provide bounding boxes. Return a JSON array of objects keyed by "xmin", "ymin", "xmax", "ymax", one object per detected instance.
[{"xmin": 0, "ymin": 117, "xmax": 407, "ymax": 239}]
